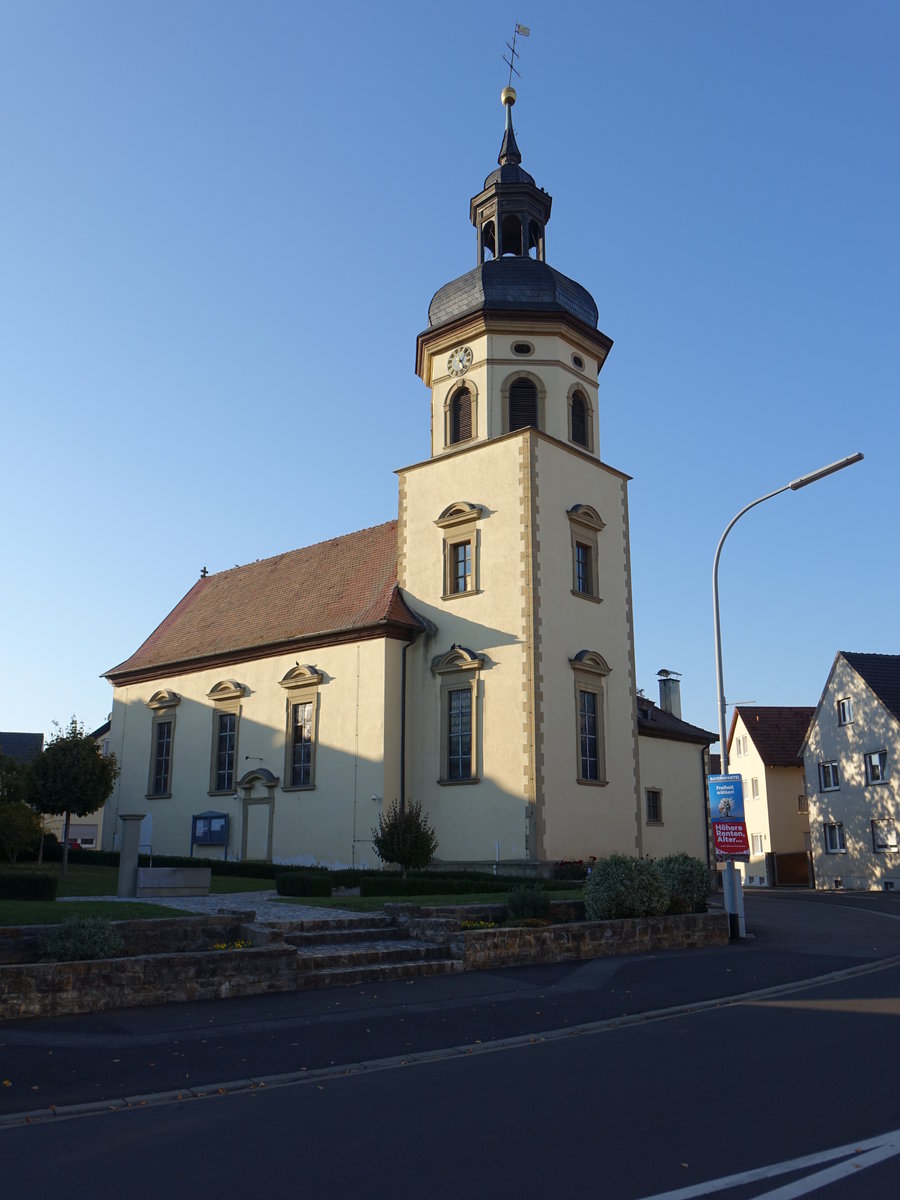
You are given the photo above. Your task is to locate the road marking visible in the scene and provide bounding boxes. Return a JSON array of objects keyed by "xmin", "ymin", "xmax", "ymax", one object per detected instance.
[{"xmin": 634, "ymin": 1128, "xmax": 900, "ymax": 1199}]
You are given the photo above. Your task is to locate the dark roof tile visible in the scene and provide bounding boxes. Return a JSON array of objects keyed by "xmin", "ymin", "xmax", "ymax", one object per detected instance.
[
  {"xmin": 842, "ymin": 652, "xmax": 900, "ymax": 722},
  {"xmin": 733, "ymin": 707, "xmax": 815, "ymax": 766}
]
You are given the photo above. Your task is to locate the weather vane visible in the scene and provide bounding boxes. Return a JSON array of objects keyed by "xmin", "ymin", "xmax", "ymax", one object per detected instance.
[{"xmin": 503, "ymin": 22, "xmax": 530, "ymax": 89}]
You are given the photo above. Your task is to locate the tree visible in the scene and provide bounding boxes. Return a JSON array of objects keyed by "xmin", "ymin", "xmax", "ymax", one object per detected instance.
[
  {"xmin": 0, "ymin": 753, "xmax": 26, "ymax": 806},
  {"xmin": 0, "ymin": 802, "xmax": 42, "ymax": 863},
  {"xmin": 28, "ymin": 717, "xmax": 119, "ymax": 877},
  {"xmin": 372, "ymin": 800, "xmax": 438, "ymax": 877}
]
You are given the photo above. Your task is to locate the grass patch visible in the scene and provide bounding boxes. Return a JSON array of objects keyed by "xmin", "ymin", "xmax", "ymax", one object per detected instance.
[
  {"xmin": 273, "ymin": 890, "xmax": 581, "ymax": 911},
  {"xmin": 0, "ymin": 900, "xmax": 190, "ymax": 925}
]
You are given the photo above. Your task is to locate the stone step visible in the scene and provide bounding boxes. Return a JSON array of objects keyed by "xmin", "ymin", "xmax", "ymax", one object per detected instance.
[
  {"xmin": 296, "ymin": 941, "xmax": 447, "ymax": 971},
  {"xmin": 293, "ymin": 957, "xmax": 462, "ymax": 990},
  {"xmin": 265, "ymin": 915, "xmax": 395, "ymax": 935},
  {"xmin": 284, "ymin": 926, "xmax": 410, "ymax": 947}
]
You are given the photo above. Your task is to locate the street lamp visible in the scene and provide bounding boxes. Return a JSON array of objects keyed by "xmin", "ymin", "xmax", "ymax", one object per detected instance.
[{"xmin": 712, "ymin": 451, "xmax": 863, "ymax": 934}]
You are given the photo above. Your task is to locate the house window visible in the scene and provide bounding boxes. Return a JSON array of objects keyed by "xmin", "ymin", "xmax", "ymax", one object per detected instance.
[
  {"xmin": 567, "ymin": 504, "xmax": 604, "ymax": 602},
  {"xmin": 448, "ymin": 386, "xmax": 472, "ymax": 445},
  {"xmin": 433, "ymin": 646, "xmax": 483, "ymax": 785},
  {"xmin": 279, "ymin": 665, "xmax": 322, "ymax": 790},
  {"xmin": 751, "ymin": 777, "xmax": 760, "ymax": 800},
  {"xmin": 207, "ymin": 680, "xmax": 245, "ymax": 795},
  {"xmin": 570, "ymin": 390, "xmax": 589, "ymax": 447},
  {"xmin": 751, "ymin": 833, "xmax": 764, "ymax": 854},
  {"xmin": 865, "ymin": 750, "xmax": 888, "ymax": 785},
  {"xmin": 146, "ymin": 689, "xmax": 180, "ymax": 800},
  {"xmin": 818, "ymin": 761, "xmax": 840, "ymax": 792},
  {"xmin": 872, "ymin": 819, "xmax": 898, "ymax": 853},
  {"xmin": 824, "ymin": 822, "xmax": 846, "ymax": 853},
  {"xmin": 837, "ymin": 697, "xmax": 853, "ymax": 725},
  {"xmin": 645, "ymin": 789, "xmax": 662, "ymax": 824},
  {"xmin": 798, "ymin": 794, "xmax": 809, "ymax": 814},
  {"xmin": 151, "ymin": 720, "xmax": 173, "ymax": 796},
  {"xmin": 570, "ymin": 650, "xmax": 611, "ymax": 786},
  {"xmin": 435, "ymin": 503, "xmax": 483, "ymax": 600}
]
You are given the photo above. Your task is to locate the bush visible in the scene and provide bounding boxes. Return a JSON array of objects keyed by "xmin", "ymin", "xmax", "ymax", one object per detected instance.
[
  {"xmin": 583, "ymin": 854, "xmax": 668, "ymax": 921},
  {"xmin": 553, "ymin": 858, "xmax": 596, "ymax": 881},
  {"xmin": 506, "ymin": 884, "xmax": 552, "ymax": 920},
  {"xmin": 360, "ymin": 875, "xmax": 510, "ymax": 897},
  {"xmin": 38, "ymin": 917, "xmax": 125, "ymax": 961},
  {"xmin": 372, "ymin": 800, "xmax": 438, "ymax": 876},
  {"xmin": 0, "ymin": 870, "xmax": 59, "ymax": 901},
  {"xmin": 0, "ymin": 803, "xmax": 42, "ymax": 863},
  {"xmin": 656, "ymin": 853, "xmax": 710, "ymax": 914},
  {"xmin": 275, "ymin": 872, "xmax": 332, "ymax": 898}
]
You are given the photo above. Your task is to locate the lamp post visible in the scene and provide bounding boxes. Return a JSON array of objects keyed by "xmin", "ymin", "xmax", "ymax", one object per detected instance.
[{"xmin": 713, "ymin": 451, "xmax": 863, "ymax": 934}]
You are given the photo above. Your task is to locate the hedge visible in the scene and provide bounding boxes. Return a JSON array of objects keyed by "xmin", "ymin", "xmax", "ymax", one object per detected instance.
[
  {"xmin": 0, "ymin": 871, "xmax": 59, "ymax": 901},
  {"xmin": 275, "ymin": 873, "xmax": 333, "ymax": 898}
]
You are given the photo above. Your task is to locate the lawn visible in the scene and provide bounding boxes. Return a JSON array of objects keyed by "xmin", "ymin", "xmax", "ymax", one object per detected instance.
[
  {"xmin": 6, "ymin": 863, "xmax": 275, "ymax": 898},
  {"xmin": 0, "ymin": 900, "xmax": 190, "ymax": 925}
]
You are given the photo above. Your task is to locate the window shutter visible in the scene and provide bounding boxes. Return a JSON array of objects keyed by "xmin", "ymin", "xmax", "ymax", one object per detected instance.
[
  {"xmin": 571, "ymin": 392, "xmax": 588, "ymax": 446},
  {"xmin": 509, "ymin": 378, "xmax": 537, "ymax": 431}
]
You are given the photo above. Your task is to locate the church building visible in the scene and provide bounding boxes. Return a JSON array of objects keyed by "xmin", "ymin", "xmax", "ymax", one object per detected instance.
[{"xmin": 102, "ymin": 89, "xmax": 711, "ymax": 870}]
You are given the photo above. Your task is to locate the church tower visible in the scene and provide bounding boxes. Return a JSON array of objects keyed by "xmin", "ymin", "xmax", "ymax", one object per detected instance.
[{"xmin": 398, "ymin": 89, "xmax": 641, "ymax": 868}]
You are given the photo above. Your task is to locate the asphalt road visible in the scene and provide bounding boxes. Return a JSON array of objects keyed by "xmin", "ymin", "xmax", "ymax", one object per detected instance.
[{"xmin": 2, "ymin": 891, "xmax": 899, "ymax": 1198}]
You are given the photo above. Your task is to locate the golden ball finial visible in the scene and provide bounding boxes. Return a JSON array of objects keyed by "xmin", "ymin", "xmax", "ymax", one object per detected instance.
[{"xmin": 501, "ymin": 86, "xmax": 517, "ymax": 108}]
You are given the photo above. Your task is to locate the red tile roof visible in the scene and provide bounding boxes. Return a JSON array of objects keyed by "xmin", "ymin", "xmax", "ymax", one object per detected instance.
[
  {"xmin": 106, "ymin": 521, "xmax": 419, "ymax": 682},
  {"xmin": 733, "ymin": 706, "xmax": 815, "ymax": 766}
]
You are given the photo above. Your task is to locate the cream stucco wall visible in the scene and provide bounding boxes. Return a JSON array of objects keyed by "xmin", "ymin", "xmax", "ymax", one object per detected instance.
[
  {"xmin": 803, "ymin": 656, "xmax": 900, "ymax": 891},
  {"xmin": 103, "ymin": 638, "xmax": 402, "ymax": 868},
  {"xmin": 638, "ymin": 735, "xmax": 709, "ymax": 862}
]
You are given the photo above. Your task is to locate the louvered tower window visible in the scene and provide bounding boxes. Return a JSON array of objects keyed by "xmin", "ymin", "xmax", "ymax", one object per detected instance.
[
  {"xmin": 508, "ymin": 378, "xmax": 537, "ymax": 431},
  {"xmin": 571, "ymin": 391, "xmax": 588, "ymax": 447},
  {"xmin": 449, "ymin": 387, "xmax": 472, "ymax": 444}
]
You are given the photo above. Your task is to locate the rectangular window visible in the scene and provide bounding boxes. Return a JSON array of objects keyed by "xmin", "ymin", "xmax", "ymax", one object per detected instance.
[
  {"xmin": 837, "ymin": 697, "xmax": 853, "ymax": 725},
  {"xmin": 872, "ymin": 820, "xmax": 898, "ymax": 853},
  {"xmin": 447, "ymin": 688, "xmax": 472, "ymax": 780},
  {"xmin": 751, "ymin": 833, "xmax": 764, "ymax": 854},
  {"xmin": 579, "ymin": 690, "xmax": 599, "ymax": 781},
  {"xmin": 751, "ymin": 777, "xmax": 760, "ymax": 800},
  {"xmin": 151, "ymin": 719, "xmax": 173, "ymax": 796},
  {"xmin": 824, "ymin": 823, "xmax": 846, "ymax": 853},
  {"xmin": 575, "ymin": 542, "xmax": 592, "ymax": 595},
  {"xmin": 865, "ymin": 750, "xmax": 888, "ymax": 785},
  {"xmin": 798, "ymin": 794, "xmax": 809, "ymax": 814},
  {"xmin": 818, "ymin": 761, "xmax": 840, "ymax": 792},
  {"xmin": 645, "ymin": 788, "xmax": 662, "ymax": 824},
  {"xmin": 290, "ymin": 701, "xmax": 313, "ymax": 786},
  {"xmin": 215, "ymin": 712, "xmax": 236, "ymax": 792},
  {"xmin": 450, "ymin": 541, "xmax": 472, "ymax": 594}
]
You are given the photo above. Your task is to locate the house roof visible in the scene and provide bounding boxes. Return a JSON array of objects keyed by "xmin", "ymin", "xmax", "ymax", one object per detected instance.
[
  {"xmin": 636, "ymin": 699, "xmax": 716, "ymax": 746},
  {"xmin": 0, "ymin": 732, "xmax": 44, "ymax": 763},
  {"xmin": 842, "ymin": 652, "xmax": 900, "ymax": 723},
  {"xmin": 106, "ymin": 521, "xmax": 421, "ymax": 684},
  {"xmin": 731, "ymin": 706, "xmax": 815, "ymax": 766}
]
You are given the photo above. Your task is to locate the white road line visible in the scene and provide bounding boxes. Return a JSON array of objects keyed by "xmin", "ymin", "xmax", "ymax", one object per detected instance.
[{"xmin": 634, "ymin": 1128, "xmax": 900, "ymax": 1199}]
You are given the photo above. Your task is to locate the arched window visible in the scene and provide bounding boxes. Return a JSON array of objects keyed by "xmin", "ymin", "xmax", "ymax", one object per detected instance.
[
  {"xmin": 508, "ymin": 378, "xmax": 538, "ymax": 431},
  {"xmin": 571, "ymin": 390, "xmax": 588, "ymax": 447},
  {"xmin": 501, "ymin": 214, "xmax": 523, "ymax": 256},
  {"xmin": 449, "ymin": 387, "xmax": 472, "ymax": 444}
]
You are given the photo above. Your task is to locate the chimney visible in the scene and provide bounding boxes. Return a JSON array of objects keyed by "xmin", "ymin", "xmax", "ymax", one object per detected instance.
[{"xmin": 657, "ymin": 669, "xmax": 682, "ymax": 719}]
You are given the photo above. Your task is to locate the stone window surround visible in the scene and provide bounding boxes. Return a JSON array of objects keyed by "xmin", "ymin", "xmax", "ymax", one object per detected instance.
[
  {"xmin": 146, "ymin": 689, "xmax": 180, "ymax": 800},
  {"xmin": 279, "ymin": 665, "xmax": 323, "ymax": 791},
  {"xmin": 207, "ymin": 680, "xmax": 245, "ymax": 796},
  {"xmin": 435, "ymin": 502, "xmax": 484, "ymax": 601},
  {"xmin": 500, "ymin": 369, "xmax": 546, "ymax": 434},
  {"xmin": 432, "ymin": 645, "xmax": 484, "ymax": 786},
  {"xmin": 567, "ymin": 504, "xmax": 605, "ymax": 603},
  {"xmin": 570, "ymin": 650, "xmax": 611, "ymax": 787},
  {"xmin": 645, "ymin": 787, "xmax": 663, "ymax": 825}
]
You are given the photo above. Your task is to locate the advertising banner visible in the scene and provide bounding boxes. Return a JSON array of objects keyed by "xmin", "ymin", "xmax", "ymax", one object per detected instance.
[{"xmin": 708, "ymin": 774, "xmax": 750, "ymax": 861}]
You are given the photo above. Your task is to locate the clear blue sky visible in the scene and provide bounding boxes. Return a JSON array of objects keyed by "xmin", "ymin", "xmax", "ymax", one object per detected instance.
[{"xmin": 2, "ymin": 1, "xmax": 896, "ymax": 745}]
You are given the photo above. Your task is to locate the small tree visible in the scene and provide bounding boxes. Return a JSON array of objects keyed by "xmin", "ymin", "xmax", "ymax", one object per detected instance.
[
  {"xmin": 372, "ymin": 800, "xmax": 437, "ymax": 877},
  {"xmin": 27, "ymin": 717, "xmax": 119, "ymax": 877},
  {"xmin": 0, "ymin": 802, "xmax": 42, "ymax": 863},
  {"xmin": 0, "ymin": 753, "xmax": 26, "ymax": 806}
]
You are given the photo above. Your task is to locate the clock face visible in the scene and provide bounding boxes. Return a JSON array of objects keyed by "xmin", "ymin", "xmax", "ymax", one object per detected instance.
[{"xmin": 447, "ymin": 345, "xmax": 473, "ymax": 377}]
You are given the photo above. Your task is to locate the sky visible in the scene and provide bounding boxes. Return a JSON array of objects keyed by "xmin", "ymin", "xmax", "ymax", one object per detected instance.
[{"xmin": 1, "ymin": 0, "xmax": 897, "ymax": 747}]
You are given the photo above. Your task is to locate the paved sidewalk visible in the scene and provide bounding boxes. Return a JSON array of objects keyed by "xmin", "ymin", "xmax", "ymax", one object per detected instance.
[{"xmin": 59, "ymin": 890, "xmax": 341, "ymax": 923}]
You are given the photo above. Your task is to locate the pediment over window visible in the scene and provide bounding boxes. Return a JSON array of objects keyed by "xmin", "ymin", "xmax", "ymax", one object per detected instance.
[
  {"xmin": 435, "ymin": 502, "xmax": 483, "ymax": 529},
  {"xmin": 567, "ymin": 504, "xmax": 605, "ymax": 532},
  {"xmin": 279, "ymin": 664, "xmax": 324, "ymax": 690},
  {"xmin": 569, "ymin": 650, "xmax": 611, "ymax": 677},
  {"xmin": 207, "ymin": 680, "xmax": 246, "ymax": 704},
  {"xmin": 432, "ymin": 644, "xmax": 485, "ymax": 675},
  {"xmin": 237, "ymin": 767, "xmax": 280, "ymax": 788},
  {"xmin": 147, "ymin": 689, "xmax": 180, "ymax": 711}
]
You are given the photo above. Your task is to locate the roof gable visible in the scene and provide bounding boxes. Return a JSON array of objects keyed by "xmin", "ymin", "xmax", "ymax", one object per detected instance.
[
  {"xmin": 106, "ymin": 521, "xmax": 420, "ymax": 682},
  {"xmin": 734, "ymin": 706, "xmax": 815, "ymax": 767},
  {"xmin": 842, "ymin": 652, "xmax": 900, "ymax": 723}
]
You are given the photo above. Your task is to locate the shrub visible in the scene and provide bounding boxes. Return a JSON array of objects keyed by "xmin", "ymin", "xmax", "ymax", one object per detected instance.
[
  {"xmin": 656, "ymin": 853, "xmax": 710, "ymax": 914},
  {"xmin": 360, "ymin": 876, "xmax": 510, "ymax": 897},
  {"xmin": 0, "ymin": 870, "xmax": 58, "ymax": 901},
  {"xmin": 506, "ymin": 884, "xmax": 552, "ymax": 920},
  {"xmin": 0, "ymin": 803, "xmax": 43, "ymax": 863},
  {"xmin": 372, "ymin": 800, "xmax": 437, "ymax": 876},
  {"xmin": 553, "ymin": 857, "xmax": 596, "ymax": 881},
  {"xmin": 38, "ymin": 917, "xmax": 125, "ymax": 961},
  {"xmin": 583, "ymin": 854, "xmax": 668, "ymax": 921},
  {"xmin": 275, "ymin": 873, "xmax": 332, "ymax": 898}
]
